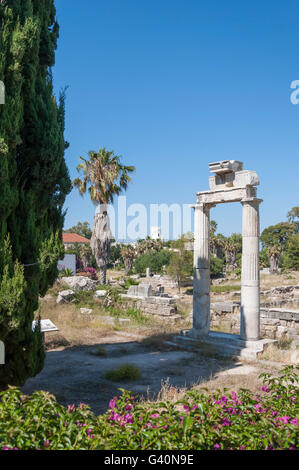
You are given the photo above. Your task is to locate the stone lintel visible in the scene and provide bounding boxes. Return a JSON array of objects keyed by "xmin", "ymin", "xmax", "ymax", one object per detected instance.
[{"xmin": 196, "ymin": 186, "xmax": 257, "ymax": 205}]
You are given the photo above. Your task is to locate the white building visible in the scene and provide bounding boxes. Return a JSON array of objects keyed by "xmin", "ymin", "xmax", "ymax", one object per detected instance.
[{"xmin": 150, "ymin": 226, "xmax": 162, "ymax": 240}]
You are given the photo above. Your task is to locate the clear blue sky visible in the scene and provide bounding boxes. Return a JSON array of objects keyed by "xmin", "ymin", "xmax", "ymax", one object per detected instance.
[{"xmin": 53, "ymin": 0, "xmax": 299, "ymax": 240}]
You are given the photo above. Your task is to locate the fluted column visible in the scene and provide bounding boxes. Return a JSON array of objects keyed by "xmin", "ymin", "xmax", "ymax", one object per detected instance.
[
  {"xmin": 240, "ymin": 198, "xmax": 262, "ymax": 341},
  {"xmin": 192, "ymin": 203, "xmax": 211, "ymax": 337}
]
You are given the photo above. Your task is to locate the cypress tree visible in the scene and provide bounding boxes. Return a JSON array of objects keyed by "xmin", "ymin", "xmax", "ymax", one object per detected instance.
[{"xmin": 0, "ymin": 0, "xmax": 71, "ymax": 386}]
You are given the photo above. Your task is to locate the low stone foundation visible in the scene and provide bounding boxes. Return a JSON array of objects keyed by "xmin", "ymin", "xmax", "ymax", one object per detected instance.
[
  {"xmin": 210, "ymin": 301, "xmax": 299, "ymax": 340},
  {"xmin": 172, "ymin": 330, "xmax": 276, "ymax": 360}
]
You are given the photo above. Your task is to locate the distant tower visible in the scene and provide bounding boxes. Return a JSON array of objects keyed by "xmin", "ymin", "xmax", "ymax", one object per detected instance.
[{"xmin": 150, "ymin": 226, "xmax": 162, "ymax": 240}]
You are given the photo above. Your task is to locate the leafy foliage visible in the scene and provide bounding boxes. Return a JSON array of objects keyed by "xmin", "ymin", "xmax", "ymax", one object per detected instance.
[
  {"xmin": 64, "ymin": 222, "xmax": 92, "ymax": 240},
  {"xmin": 0, "ymin": 367, "xmax": 297, "ymax": 450},
  {"xmin": 283, "ymin": 234, "xmax": 299, "ymax": 271},
  {"xmin": 0, "ymin": 0, "xmax": 71, "ymax": 386},
  {"xmin": 134, "ymin": 250, "xmax": 171, "ymax": 276}
]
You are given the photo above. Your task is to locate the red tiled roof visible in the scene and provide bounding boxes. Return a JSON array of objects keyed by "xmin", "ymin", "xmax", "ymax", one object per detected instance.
[{"xmin": 63, "ymin": 233, "xmax": 91, "ymax": 244}]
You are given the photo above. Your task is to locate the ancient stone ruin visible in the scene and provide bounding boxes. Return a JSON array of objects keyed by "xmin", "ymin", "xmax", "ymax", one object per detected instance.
[
  {"xmin": 179, "ymin": 160, "xmax": 276, "ymax": 359},
  {"xmin": 122, "ymin": 283, "xmax": 180, "ymax": 321}
]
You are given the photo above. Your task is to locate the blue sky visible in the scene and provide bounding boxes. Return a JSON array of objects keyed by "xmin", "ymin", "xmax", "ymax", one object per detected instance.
[{"xmin": 53, "ymin": 0, "xmax": 299, "ymax": 240}]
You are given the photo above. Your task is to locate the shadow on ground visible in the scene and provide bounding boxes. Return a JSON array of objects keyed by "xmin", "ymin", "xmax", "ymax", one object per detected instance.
[{"xmin": 21, "ymin": 332, "xmax": 245, "ymax": 415}]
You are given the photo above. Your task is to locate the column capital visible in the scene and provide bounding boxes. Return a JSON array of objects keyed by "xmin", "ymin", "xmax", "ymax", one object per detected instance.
[
  {"xmin": 190, "ymin": 203, "xmax": 216, "ymax": 211},
  {"xmin": 241, "ymin": 197, "xmax": 263, "ymax": 206}
]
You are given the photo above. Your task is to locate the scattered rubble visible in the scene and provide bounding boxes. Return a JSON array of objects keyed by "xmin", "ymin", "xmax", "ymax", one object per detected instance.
[
  {"xmin": 56, "ymin": 290, "xmax": 75, "ymax": 304},
  {"xmin": 60, "ymin": 276, "xmax": 96, "ymax": 291}
]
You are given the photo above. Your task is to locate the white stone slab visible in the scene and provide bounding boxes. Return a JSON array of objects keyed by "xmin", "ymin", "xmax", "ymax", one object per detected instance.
[
  {"xmin": 209, "ymin": 160, "xmax": 244, "ymax": 174},
  {"xmin": 32, "ymin": 319, "xmax": 59, "ymax": 333}
]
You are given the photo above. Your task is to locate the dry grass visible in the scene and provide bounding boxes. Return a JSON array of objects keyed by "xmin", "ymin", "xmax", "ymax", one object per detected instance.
[
  {"xmin": 107, "ymin": 268, "xmax": 126, "ymax": 280},
  {"xmin": 260, "ymin": 271, "xmax": 299, "ymax": 290},
  {"xmin": 38, "ymin": 295, "xmax": 115, "ymax": 349},
  {"xmin": 258, "ymin": 343, "xmax": 293, "ymax": 364},
  {"xmin": 38, "ymin": 288, "xmax": 192, "ymax": 351}
]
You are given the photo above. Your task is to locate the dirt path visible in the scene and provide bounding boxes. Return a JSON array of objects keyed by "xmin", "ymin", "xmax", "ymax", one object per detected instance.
[{"xmin": 21, "ymin": 332, "xmax": 281, "ymax": 415}]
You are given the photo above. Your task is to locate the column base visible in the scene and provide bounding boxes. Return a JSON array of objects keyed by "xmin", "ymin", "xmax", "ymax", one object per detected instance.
[{"xmin": 172, "ymin": 330, "xmax": 277, "ymax": 360}]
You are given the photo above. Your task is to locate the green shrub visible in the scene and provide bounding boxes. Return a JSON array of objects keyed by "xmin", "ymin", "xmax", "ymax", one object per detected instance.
[
  {"xmin": 104, "ymin": 363, "xmax": 142, "ymax": 382},
  {"xmin": 122, "ymin": 308, "xmax": 149, "ymax": 325},
  {"xmin": 0, "ymin": 367, "xmax": 298, "ymax": 450},
  {"xmin": 124, "ymin": 278, "xmax": 140, "ymax": 289},
  {"xmin": 210, "ymin": 256, "xmax": 224, "ymax": 277},
  {"xmin": 133, "ymin": 251, "xmax": 171, "ymax": 275},
  {"xmin": 74, "ymin": 290, "xmax": 95, "ymax": 308},
  {"xmin": 59, "ymin": 268, "xmax": 73, "ymax": 277},
  {"xmin": 90, "ymin": 346, "xmax": 107, "ymax": 357}
]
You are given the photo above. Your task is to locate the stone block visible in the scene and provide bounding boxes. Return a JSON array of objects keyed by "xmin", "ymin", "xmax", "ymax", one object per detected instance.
[
  {"xmin": 56, "ymin": 290, "xmax": 75, "ymax": 304},
  {"xmin": 127, "ymin": 285, "xmax": 138, "ymax": 296},
  {"xmin": 94, "ymin": 290, "xmax": 106, "ymax": 299},
  {"xmin": 61, "ymin": 276, "xmax": 95, "ymax": 291},
  {"xmin": 137, "ymin": 283, "xmax": 153, "ymax": 297},
  {"xmin": 80, "ymin": 308, "xmax": 93, "ymax": 315}
]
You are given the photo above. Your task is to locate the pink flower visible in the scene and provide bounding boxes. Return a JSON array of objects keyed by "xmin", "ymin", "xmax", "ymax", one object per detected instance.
[
  {"xmin": 183, "ymin": 405, "xmax": 190, "ymax": 413},
  {"xmin": 290, "ymin": 418, "xmax": 298, "ymax": 425},
  {"xmin": 278, "ymin": 416, "xmax": 290, "ymax": 424},
  {"xmin": 110, "ymin": 412, "xmax": 120, "ymax": 421},
  {"xmin": 151, "ymin": 413, "xmax": 160, "ymax": 419},
  {"xmin": 214, "ymin": 444, "xmax": 221, "ymax": 450},
  {"xmin": 109, "ymin": 397, "xmax": 117, "ymax": 409},
  {"xmin": 67, "ymin": 404, "xmax": 75, "ymax": 413},
  {"xmin": 192, "ymin": 405, "xmax": 198, "ymax": 411},
  {"xmin": 44, "ymin": 440, "xmax": 50, "ymax": 448},
  {"xmin": 125, "ymin": 404, "xmax": 133, "ymax": 411},
  {"xmin": 221, "ymin": 418, "xmax": 232, "ymax": 427},
  {"xmin": 124, "ymin": 414, "xmax": 133, "ymax": 424}
]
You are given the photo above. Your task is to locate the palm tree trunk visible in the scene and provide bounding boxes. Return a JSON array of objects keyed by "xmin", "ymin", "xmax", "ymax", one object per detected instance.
[
  {"xmin": 270, "ymin": 254, "xmax": 279, "ymax": 273},
  {"xmin": 90, "ymin": 204, "xmax": 112, "ymax": 284}
]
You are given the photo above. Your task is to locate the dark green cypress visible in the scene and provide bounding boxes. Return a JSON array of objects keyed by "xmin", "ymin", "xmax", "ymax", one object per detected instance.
[{"xmin": 0, "ymin": 0, "xmax": 71, "ymax": 387}]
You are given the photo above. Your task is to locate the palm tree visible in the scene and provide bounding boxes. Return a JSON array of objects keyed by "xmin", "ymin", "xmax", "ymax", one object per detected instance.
[
  {"xmin": 121, "ymin": 245, "xmax": 136, "ymax": 275},
  {"xmin": 224, "ymin": 238, "xmax": 239, "ymax": 272},
  {"xmin": 267, "ymin": 244, "xmax": 282, "ymax": 273},
  {"xmin": 136, "ymin": 238, "xmax": 164, "ymax": 256},
  {"xmin": 78, "ymin": 243, "xmax": 92, "ymax": 269},
  {"xmin": 73, "ymin": 148, "xmax": 135, "ymax": 284}
]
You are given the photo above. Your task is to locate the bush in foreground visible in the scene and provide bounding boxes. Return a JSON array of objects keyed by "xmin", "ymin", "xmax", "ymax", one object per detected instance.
[{"xmin": 0, "ymin": 366, "xmax": 298, "ymax": 450}]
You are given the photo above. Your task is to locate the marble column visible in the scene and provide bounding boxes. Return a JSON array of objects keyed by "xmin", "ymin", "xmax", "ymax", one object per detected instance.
[
  {"xmin": 240, "ymin": 198, "xmax": 262, "ymax": 341},
  {"xmin": 192, "ymin": 203, "xmax": 212, "ymax": 337}
]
